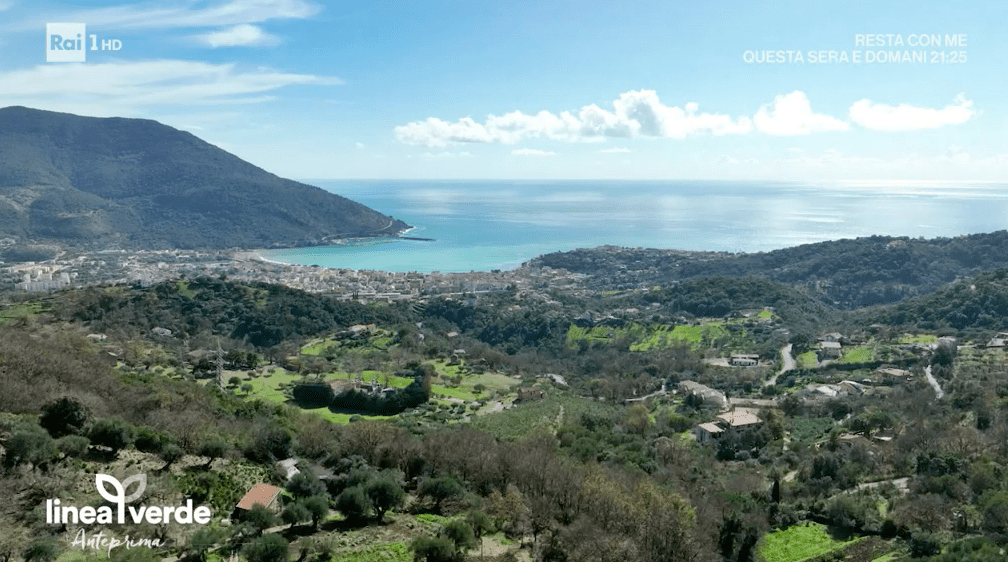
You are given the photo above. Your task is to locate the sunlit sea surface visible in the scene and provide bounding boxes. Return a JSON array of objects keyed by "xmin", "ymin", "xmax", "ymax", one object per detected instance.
[{"xmin": 258, "ymin": 180, "xmax": 1008, "ymax": 273}]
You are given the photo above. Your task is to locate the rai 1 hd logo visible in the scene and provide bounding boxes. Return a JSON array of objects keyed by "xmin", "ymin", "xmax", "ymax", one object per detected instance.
[
  {"xmin": 46, "ymin": 23, "xmax": 123, "ymax": 62},
  {"xmin": 46, "ymin": 473, "xmax": 212, "ymax": 556}
]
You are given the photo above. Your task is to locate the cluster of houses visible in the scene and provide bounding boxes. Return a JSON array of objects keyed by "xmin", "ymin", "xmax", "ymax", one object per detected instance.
[
  {"xmin": 694, "ymin": 410, "xmax": 763, "ymax": 443},
  {"xmin": 678, "ymin": 380, "xmax": 765, "ymax": 444},
  {"xmin": 14, "ymin": 266, "xmax": 73, "ymax": 292}
]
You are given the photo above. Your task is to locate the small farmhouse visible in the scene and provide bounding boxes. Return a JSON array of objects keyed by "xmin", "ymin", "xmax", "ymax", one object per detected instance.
[
  {"xmin": 516, "ymin": 388, "xmax": 545, "ymax": 402},
  {"xmin": 819, "ymin": 341, "xmax": 842, "ymax": 358},
  {"xmin": 235, "ymin": 482, "xmax": 282, "ymax": 514},
  {"xmin": 729, "ymin": 354, "xmax": 759, "ymax": 367},
  {"xmin": 693, "ymin": 411, "xmax": 762, "ymax": 443},
  {"xmin": 694, "ymin": 422, "xmax": 724, "ymax": 443}
]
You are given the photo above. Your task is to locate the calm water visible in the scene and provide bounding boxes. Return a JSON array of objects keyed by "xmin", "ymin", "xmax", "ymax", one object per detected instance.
[{"xmin": 258, "ymin": 180, "xmax": 1008, "ymax": 273}]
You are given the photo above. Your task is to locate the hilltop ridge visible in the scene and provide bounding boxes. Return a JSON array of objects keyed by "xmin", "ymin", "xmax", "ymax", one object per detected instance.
[{"xmin": 0, "ymin": 106, "xmax": 408, "ymax": 251}]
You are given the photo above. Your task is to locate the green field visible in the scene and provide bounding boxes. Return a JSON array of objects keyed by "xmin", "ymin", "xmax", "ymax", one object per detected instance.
[
  {"xmin": 0, "ymin": 301, "xmax": 47, "ymax": 325},
  {"xmin": 566, "ymin": 321, "xmax": 737, "ymax": 351},
  {"xmin": 839, "ymin": 345, "xmax": 874, "ymax": 364},
  {"xmin": 471, "ymin": 394, "xmax": 616, "ymax": 441},
  {"xmin": 758, "ymin": 523, "xmax": 861, "ymax": 562},
  {"xmin": 331, "ymin": 541, "xmax": 411, "ymax": 562},
  {"xmin": 237, "ymin": 368, "xmax": 393, "ymax": 424},
  {"xmin": 797, "ymin": 351, "xmax": 818, "ymax": 369},
  {"xmin": 630, "ymin": 323, "xmax": 732, "ymax": 351},
  {"xmin": 301, "ymin": 329, "xmax": 393, "ymax": 356},
  {"xmin": 898, "ymin": 333, "xmax": 937, "ymax": 344}
]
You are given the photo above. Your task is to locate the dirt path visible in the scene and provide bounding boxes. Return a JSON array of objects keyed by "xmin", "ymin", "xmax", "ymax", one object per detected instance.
[
  {"xmin": 924, "ymin": 365, "xmax": 945, "ymax": 399},
  {"xmin": 855, "ymin": 477, "xmax": 910, "ymax": 494}
]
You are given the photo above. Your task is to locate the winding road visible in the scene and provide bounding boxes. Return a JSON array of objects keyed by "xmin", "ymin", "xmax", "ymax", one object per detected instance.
[{"xmin": 765, "ymin": 343, "xmax": 795, "ymax": 387}]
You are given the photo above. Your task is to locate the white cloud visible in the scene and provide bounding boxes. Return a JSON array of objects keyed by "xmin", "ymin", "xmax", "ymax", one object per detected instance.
[
  {"xmin": 598, "ymin": 147, "xmax": 631, "ymax": 154},
  {"xmin": 197, "ymin": 24, "xmax": 281, "ymax": 47},
  {"xmin": 355, "ymin": 142, "xmax": 365, "ymax": 149},
  {"xmin": 395, "ymin": 89, "xmax": 752, "ymax": 147},
  {"xmin": 512, "ymin": 148, "xmax": 555, "ymax": 156},
  {"xmin": 0, "ymin": 60, "xmax": 339, "ymax": 116},
  {"xmin": 0, "ymin": 2, "xmax": 13, "ymax": 12},
  {"xmin": 754, "ymin": 91, "xmax": 849, "ymax": 135},
  {"xmin": 53, "ymin": 0, "xmax": 321, "ymax": 30},
  {"xmin": 849, "ymin": 94, "xmax": 976, "ymax": 131}
]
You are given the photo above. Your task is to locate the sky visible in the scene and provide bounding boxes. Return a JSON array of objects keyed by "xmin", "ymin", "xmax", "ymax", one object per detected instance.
[{"xmin": 1, "ymin": 1, "xmax": 1005, "ymax": 181}]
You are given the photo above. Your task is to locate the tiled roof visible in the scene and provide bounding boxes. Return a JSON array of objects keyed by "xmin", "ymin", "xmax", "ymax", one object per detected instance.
[
  {"xmin": 236, "ymin": 483, "xmax": 282, "ymax": 510},
  {"xmin": 716, "ymin": 412, "xmax": 761, "ymax": 427}
]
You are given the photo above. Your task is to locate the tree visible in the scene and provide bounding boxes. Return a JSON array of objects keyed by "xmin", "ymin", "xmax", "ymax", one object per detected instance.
[
  {"xmin": 410, "ymin": 536, "xmax": 455, "ymax": 562},
  {"xmin": 485, "ymin": 485, "xmax": 528, "ymax": 536},
  {"xmin": 780, "ymin": 393, "xmax": 803, "ymax": 417},
  {"xmin": 39, "ymin": 397, "xmax": 89, "ymax": 438},
  {"xmin": 242, "ymin": 534, "xmax": 288, "ymax": 562},
  {"xmin": 302, "ymin": 495, "xmax": 329, "ymax": 529},
  {"xmin": 23, "ymin": 536, "xmax": 60, "ymax": 562},
  {"xmin": 159, "ymin": 443, "xmax": 185, "ymax": 470},
  {"xmin": 245, "ymin": 426, "xmax": 293, "ymax": 463},
  {"xmin": 5, "ymin": 428, "xmax": 58, "ymax": 469},
  {"xmin": 281, "ymin": 502, "xmax": 310, "ymax": 529},
  {"xmin": 243, "ymin": 504, "xmax": 278, "ymax": 536},
  {"xmin": 466, "ymin": 511, "xmax": 493, "ymax": 560},
  {"xmin": 287, "ymin": 472, "xmax": 325, "ymax": 499},
  {"xmin": 199, "ymin": 436, "xmax": 229, "ymax": 466},
  {"xmin": 981, "ymin": 491, "xmax": 1008, "ymax": 534},
  {"xmin": 88, "ymin": 417, "xmax": 136, "ymax": 455},
  {"xmin": 336, "ymin": 486, "xmax": 371, "ymax": 522},
  {"xmin": 366, "ymin": 476, "xmax": 405, "ymax": 522},
  {"xmin": 184, "ymin": 528, "xmax": 220, "ymax": 562},
  {"xmin": 418, "ymin": 476, "xmax": 465, "ymax": 514},
  {"xmin": 441, "ymin": 519, "xmax": 476, "ymax": 558},
  {"xmin": 624, "ymin": 403, "xmax": 653, "ymax": 435}
]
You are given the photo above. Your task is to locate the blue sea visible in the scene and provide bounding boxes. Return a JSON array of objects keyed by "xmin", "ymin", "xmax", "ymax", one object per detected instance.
[{"xmin": 258, "ymin": 180, "xmax": 1008, "ymax": 273}]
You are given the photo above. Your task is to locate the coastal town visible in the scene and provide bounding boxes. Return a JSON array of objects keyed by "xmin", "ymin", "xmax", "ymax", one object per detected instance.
[{"xmin": 0, "ymin": 247, "xmax": 588, "ymax": 302}]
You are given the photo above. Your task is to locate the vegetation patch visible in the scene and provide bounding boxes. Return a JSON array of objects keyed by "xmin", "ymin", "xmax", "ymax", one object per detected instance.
[
  {"xmin": 839, "ymin": 345, "xmax": 874, "ymax": 364},
  {"xmin": 899, "ymin": 333, "xmax": 937, "ymax": 344},
  {"xmin": 797, "ymin": 351, "xmax": 818, "ymax": 369},
  {"xmin": 330, "ymin": 541, "xmax": 411, "ymax": 562},
  {"xmin": 0, "ymin": 301, "xmax": 47, "ymax": 325},
  {"xmin": 176, "ymin": 279, "xmax": 197, "ymax": 298},
  {"xmin": 757, "ymin": 523, "xmax": 860, "ymax": 562}
]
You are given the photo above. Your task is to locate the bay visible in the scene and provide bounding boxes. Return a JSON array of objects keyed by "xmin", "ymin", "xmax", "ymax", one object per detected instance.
[{"xmin": 257, "ymin": 180, "xmax": 1008, "ymax": 273}]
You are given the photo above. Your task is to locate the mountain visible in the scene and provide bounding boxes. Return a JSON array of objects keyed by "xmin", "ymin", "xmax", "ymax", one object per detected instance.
[
  {"xmin": 531, "ymin": 231, "xmax": 1008, "ymax": 309},
  {"xmin": 0, "ymin": 106, "xmax": 408, "ymax": 251}
]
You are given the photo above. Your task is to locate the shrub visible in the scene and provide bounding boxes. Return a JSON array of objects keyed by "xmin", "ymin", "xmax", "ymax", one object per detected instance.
[
  {"xmin": 39, "ymin": 397, "xmax": 89, "ymax": 438},
  {"xmin": 242, "ymin": 534, "xmax": 289, "ymax": 562},
  {"xmin": 56, "ymin": 435, "xmax": 90, "ymax": 458}
]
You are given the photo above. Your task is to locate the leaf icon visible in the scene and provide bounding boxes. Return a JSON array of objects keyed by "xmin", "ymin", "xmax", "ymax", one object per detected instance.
[
  {"xmin": 122, "ymin": 473, "xmax": 147, "ymax": 504},
  {"xmin": 95, "ymin": 473, "xmax": 124, "ymax": 504}
]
